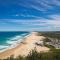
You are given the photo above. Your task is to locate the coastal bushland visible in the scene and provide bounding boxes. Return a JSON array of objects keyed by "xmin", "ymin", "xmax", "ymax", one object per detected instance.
[{"xmin": 1, "ymin": 49, "xmax": 60, "ymax": 60}]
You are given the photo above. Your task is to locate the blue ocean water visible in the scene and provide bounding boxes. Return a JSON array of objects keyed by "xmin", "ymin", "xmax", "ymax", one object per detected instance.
[{"xmin": 0, "ymin": 31, "xmax": 29, "ymax": 52}]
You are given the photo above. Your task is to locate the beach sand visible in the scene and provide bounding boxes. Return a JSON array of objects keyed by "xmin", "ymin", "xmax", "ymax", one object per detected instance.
[{"xmin": 0, "ymin": 32, "xmax": 49, "ymax": 59}]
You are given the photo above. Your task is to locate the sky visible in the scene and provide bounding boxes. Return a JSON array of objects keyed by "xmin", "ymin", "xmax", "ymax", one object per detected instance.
[{"xmin": 0, "ymin": 0, "xmax": 60, "ymax": 31}]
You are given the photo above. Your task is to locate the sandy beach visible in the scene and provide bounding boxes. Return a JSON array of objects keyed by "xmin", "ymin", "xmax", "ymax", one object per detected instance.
[{"xmin": 0, "ymin": 32, "xmax": 49, "ymax": 59}]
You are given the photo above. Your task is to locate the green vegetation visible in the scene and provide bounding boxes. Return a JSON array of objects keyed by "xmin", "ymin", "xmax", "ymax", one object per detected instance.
[
  {"xmin": 40, "ymin": 31, "xmax": 60, "ymax": 39},
  {"xmin": 0, "ymin": 49, "xmax": 60, "ymax": 60},
  {"xmin": 39, "ymin": 31, "xmax": 60, "ymax": 48},
  {"xmin": 43, "ymin": 38, "xmax": 55, "ymax": 49}
]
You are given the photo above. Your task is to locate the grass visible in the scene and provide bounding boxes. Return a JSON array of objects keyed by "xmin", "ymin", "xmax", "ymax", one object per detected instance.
[{"xmin": 0, "ymin": 48, "xmax": 60, "ymax": 60}]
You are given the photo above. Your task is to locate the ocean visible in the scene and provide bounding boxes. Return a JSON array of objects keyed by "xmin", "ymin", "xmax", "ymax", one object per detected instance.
[{"xmin": 0, "ymin": 31, "xmax": 29, "ymax": 52}]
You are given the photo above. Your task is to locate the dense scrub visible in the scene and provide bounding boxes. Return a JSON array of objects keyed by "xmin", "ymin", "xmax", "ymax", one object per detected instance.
[
  {"xmin": 40, "ymin": 31, "xmax": 60, "ymax": 39},
  {"xmin": 38, "ymin": 31, "xmax": 60, "ymax": 48}
]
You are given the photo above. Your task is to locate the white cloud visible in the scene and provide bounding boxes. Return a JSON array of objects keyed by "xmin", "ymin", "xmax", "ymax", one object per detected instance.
[
  {"xmin": 0, "ymin": 14, "xmax": 60, "ymax": 31},
  {"xmin": 53, "ymin": 0, "xmax": 60, "ymax": 6},
  {"xmin": 12, "ymin": 14, "xmax": 41, "ymax": 19},
  {"xmin": 17, "ymin": 0, "xmax": 60, "ymax": 12}
]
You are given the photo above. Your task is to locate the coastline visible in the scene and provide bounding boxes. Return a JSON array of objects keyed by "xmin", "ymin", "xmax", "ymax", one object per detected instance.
[
  {"xmin": 0, "ymin": 32, "xmax": 49, "ymax": 59},
  {"xmin": 0, "ymin": 32, "xmax": 30, "ymax": 53}
]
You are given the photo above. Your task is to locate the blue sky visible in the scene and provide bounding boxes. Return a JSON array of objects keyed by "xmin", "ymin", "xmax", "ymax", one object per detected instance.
[{"xmin": 0, "ymin": 0, "xmax": 60, "ymax": 31}]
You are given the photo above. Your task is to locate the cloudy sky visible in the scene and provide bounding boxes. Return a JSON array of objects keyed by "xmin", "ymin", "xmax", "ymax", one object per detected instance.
[{"xmin": 0, "ymin": 0, "xmax": 60, "ymax": 31}]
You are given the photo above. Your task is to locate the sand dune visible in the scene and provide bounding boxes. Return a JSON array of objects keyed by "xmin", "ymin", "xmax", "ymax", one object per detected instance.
[{"xmin": 0, "ymin": 32, "xmax": 49, "ymax": 59}]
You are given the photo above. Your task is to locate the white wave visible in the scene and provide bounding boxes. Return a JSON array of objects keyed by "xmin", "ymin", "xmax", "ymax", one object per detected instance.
[
  {"xmin": 0, "ymin": 33, "xmax": 30, "ymax": 52},
  {"xmin": 0, "ymin": 45, "xmax": 9, "ymax": 52},
  {"xmin": 9, "ymin": 35, "xmax": 22, "ymax": 41},
  {"xmin": 7, "ymin": 35, "xmax": 24, "ymax": 45},
  {"xmin": 7, "ymin": 40, "xmax": 17, "ymax": 44},
  {"xmin": 0, "ymin": 45, "xmax": 8, "ymax": 49},
  {"xmin": 21, "ymin": 33, "xmax": 28, "ymax": 36},
  {"xmin": 6, "ymin": 33, "xmax": 30, "ymax": 48}
]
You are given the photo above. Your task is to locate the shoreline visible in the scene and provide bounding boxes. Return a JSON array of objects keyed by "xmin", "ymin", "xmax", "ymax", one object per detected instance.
[
  {"xmin": 0, "ymin": 32, "xmax": 31, "ymax": 53},
  {"xmin": 0, "ymin": 32, "xmax": 49, "ymax": 59}
]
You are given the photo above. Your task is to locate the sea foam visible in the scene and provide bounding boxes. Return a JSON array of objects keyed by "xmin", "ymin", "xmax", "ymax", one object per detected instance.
[{"xmin": 0, "ymin": 32, "xmax": 30, "ymax": 52}]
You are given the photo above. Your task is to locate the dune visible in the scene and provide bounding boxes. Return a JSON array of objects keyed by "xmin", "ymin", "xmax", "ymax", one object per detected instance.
[{"xmin": 0, "ymin": 32, "xmax": 49, "ymax": 59}]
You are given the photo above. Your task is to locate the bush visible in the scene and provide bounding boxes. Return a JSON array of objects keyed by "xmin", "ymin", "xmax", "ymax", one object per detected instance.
[
  {"xmin": 26, "ymin": 50, "xmax": 42, "ymax": 60},
  {"xmin": 1, "ymin": 49, "xmax": 60, "ymax": 60}
]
